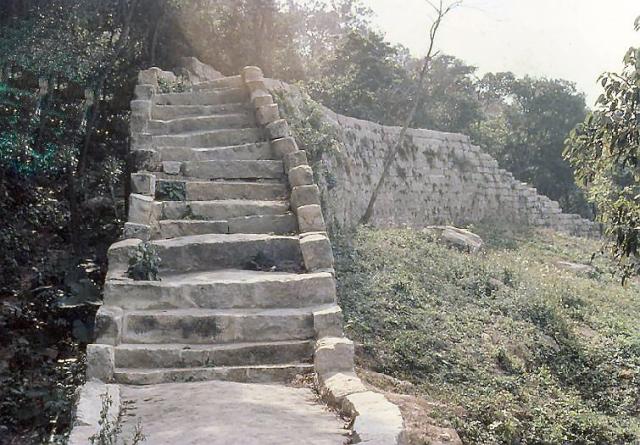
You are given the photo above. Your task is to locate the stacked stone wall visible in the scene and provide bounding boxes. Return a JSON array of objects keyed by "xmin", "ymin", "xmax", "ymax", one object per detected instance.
[{"xmin": 265, "ymin": 80, "xmax": 599, "ymax": 237}]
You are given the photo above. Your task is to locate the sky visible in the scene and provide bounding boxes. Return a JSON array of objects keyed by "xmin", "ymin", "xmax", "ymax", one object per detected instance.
[{"xmin": 361, "ymin": 0, "xmax": 640, "ymax": 106}]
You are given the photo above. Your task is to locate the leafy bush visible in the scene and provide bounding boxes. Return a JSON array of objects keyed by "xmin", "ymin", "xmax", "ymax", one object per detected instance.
[
  {"xmin": 564, "ymin": 20, "xmax": 640, "ymax": 279},
  {"xmin": 127, "ymin": 243, "xmax": 161, "ymax": 281},
  {"xmin": 334, "ymin": 227, "xmax": 640, "ymax": 444},
  {"xmin": 157, "ymin": 76, "xmax": 190, "ymax": 94},
  {"xmin": 0, "ymin": 288, "xmax": 89, "ymax": 443},
  {"xmin": 156, "ymin": 180, "xmax": 186, "ymax": 201}
]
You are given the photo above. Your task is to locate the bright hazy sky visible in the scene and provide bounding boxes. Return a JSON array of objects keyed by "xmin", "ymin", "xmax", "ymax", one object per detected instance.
[{"xmin": 361, "ymin": 0, "xmax": 640, "ymax": 105}]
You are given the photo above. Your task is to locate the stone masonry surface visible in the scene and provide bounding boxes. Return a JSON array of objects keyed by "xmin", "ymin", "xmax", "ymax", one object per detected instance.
[
  {"xmin": 264, "ymin": 79, "xmax": 599, "ymax": 237},
  {"xmin": 69, "ymin": 60, "xmax": 407, "ymax": 444}
]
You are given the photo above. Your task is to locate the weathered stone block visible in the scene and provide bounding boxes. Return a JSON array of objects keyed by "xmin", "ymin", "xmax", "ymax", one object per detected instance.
[
  {"xmin": 86, "ymin": 344, "xmax": 115, "ymax": 382},
  {"xmin": 138, "ymin": 67, "xmax": 161, "ymax": 86},
  {"xmin": 134, "ymin": 84, "xmax": 154, "ymax": 100},
  {"xmin": 246, "ymin": 79, "xmax": 267, "ymax": 94},
  {"xmin": 291, "ymin": 185, "xmax": 321, "ymax": 210},
  {"xmin": 128, "ymin": 194, "xmax": 155, "ymax": 225},
  {"xmin": 123, "ymin": 222, "xmax": 151, "ymax": 242},
  {"xmin": 68, "ymin": 381, "xmax": 120, "ymax": 445},
  {"xmin": 130, "ymin": 99, "xmax": 151, "ymax": 116},
  {"xmin": 252, "ymin": 91, "xmax": 273, "ymax": 108},
  {"xmin": 131, "ymin": 132, "xmax": 153, "ymax": 151},
  {"xmin": 289, "ymin": 165, "xmax": 314, "ymax": 187},
  {"xmin": 131, "ymin": 173, "xmax": 156, "ymax": 196},
  {"xmin": 256, "ymin": 103, "xmax": 280, "ymax": 126},
  {"xmin": 313, "ymin": 305, "xmax": 343, "ymax": 338},
  {"xmin": 94, "ymin": 306, "xmax": 123, "ymax": 345},
  {"xmin": 130, "ymin": 114, "xmax": 147, "ymax": 134},
  {"xmin": 129, "ymin": 148, "xmax": 161, "ymax": 172},
  {"xmin": 130, "ymin": 100, "xmax": 151, "ymax": 133},
  {"xmin": 342, "ymin": 391, "xmax": 406, "ymax": 445},
  {"xmin": 108, "ymin": 238, "xmax": 141, "ymax": 270},
  {"xmin": 266, "ymin": 119, "xmax": 290, "ymax": 140},
  {"xmin": 284, "ymin": 150, "xmax": 308, "ymax": 172},
  {"xmin": 242, "ymin": 66, "xmax": 264, "ymax": 83},
  {"xmin": 179, "ymin": 57, "xmax": 223, "ymax": 83},
  {"xmin": 300, "ymin": 232, "xmax": 334, "ymax": 272},
  {"xmin": 314, "ymin": 337, "xmax": 354, "ymax": 376},
  {"xmin": 297, "ymin": 204, "xmax": 326, "ymax": 232},
  {"xmin": 163, "ymin": 161, "xmax": 182, "ymax": 175},
  {"xmin": 318, "ymin": 372, "xmax": 368, "ymax": 407},
  {"xmin": 272, "ymin": 137, "xmax": 298, "ymax": 158}
]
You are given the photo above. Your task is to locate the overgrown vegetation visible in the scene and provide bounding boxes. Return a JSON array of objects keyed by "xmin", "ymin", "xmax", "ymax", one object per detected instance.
[
  {"xmin": 89, "ymin": 393, "xmax": 145, "ymax": 445},
  {"xmin": 306, "ymin": 27, "xmax": 590, "ymax": 216},
  {"xmin": 273, "ymin": 88, "xmax": 344, "ymax": 176},
  {"xmin": 0, "ymin": 0, "xmax": 635, "ymax": 442},
  {"xmin": 335, "ymin": 226, "xmax": 640, "ymax": 444},
  {"xmin": 127, "ymin": 242, "xmax": 161, "ymax": 281}
]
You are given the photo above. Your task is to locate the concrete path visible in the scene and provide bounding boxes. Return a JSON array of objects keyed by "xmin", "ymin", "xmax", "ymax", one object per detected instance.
[{"xmin": 118, "ymin": 380, "xmax": 348, "ymax": 445}]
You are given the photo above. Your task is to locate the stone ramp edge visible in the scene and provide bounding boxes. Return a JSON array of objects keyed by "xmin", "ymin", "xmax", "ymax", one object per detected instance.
[{"xmin": 241, "ymin": 66, "xmax": 408, "ymax": 444}]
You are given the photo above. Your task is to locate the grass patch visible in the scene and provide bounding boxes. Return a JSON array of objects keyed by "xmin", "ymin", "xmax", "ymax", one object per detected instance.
[{"xmin": 334, "ymin": 227, "xmax": 640, "ymax": 444}]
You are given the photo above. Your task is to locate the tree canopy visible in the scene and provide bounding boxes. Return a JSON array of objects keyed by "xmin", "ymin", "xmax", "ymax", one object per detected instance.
[{"xmin": 565, "ymin": 17, "xmax": 640, "ymax": 278}]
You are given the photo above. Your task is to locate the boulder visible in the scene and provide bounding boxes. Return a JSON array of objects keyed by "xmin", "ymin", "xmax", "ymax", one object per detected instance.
[
  {"xmin": 179, "ymin": 57, "xmax": 223, "ymax": 83},
  {"xmin": 427, "ymin": 226, "xmax": 484, "ymax": 254},
  {"xmin": 556, "ymin": 261, "xmax": 596, "ymax": 275}
]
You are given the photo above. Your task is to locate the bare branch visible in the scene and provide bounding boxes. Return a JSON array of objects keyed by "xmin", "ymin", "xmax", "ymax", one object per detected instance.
[{"xmin": 360, "ymin": 0, "xmax": 462, "ymax": 225}]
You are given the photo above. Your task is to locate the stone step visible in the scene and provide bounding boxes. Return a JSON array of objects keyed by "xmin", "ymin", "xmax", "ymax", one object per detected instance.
[
  {"xmin": 114, "ymin": 340, "xmax": 313, "ymax": 369},
  {"xmin": 180, "ymin": 160, "xmax": 284, "ymax": 180},
  {"xmin": 158, "ymin": 214, "xmax": 297, "ymax": 238},
  {"xmin": 122, "ymin": 307, "xmax": 316, "ymax": 344},
  {"xmin": 191, "ymin": 75, "xmax": 244, "ymax": 91},
  {"xmin": 153, "ymin": 88, "xmax": 247, "ymax": 106},
  {"xmin": 148, "ymin": 114, "xmax": 255, "ymax": 135},
  {"xmin": 158, "ymin": 220, "xmax": 229, "ymax": 237},
  {"xmin": 151, "ymin": 233, "xmax": 303, "ymax": 273},
  {"xmin": 104, "ymin": 269, "xmax": 335, "ymax": 310},
  {"xmin": 152, "ymin": 103, "xmax": 248, "ymax": 120},
  {"xmin": 156, "ymin": 143, "xmax": 274, "ymax": 162},
  {"xmin": 161, "ymin": 200, "xmax": 290, "ymax": 220},
  {"xmin": 113, "ymin": 363, "xmax": 314, "ymax": 385},
  {"xmin": 153, "ymin": 128, "xmax": 264, "ymax": 148},
  {"xmin": 157, "ymin": 180, "xmax": 287, "ymax": 201}
]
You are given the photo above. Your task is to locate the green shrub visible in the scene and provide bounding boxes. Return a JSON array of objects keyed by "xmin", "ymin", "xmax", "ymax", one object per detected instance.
[
  {"xmin": 157, "ymin": 76, "xmax": 189, "ymax": 94},
  {"xmin": 127, "ymin": 242, "xmax": 161, "ymax": 281},
  {"xmin": 156, "ymin": 180, "xmax": 186, "ymax": 201}
]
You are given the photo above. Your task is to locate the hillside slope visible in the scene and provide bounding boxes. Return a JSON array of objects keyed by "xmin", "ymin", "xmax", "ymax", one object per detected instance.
[{"xmin": 334, "ymin": 226, "xmax": 640, "ymax": 444}]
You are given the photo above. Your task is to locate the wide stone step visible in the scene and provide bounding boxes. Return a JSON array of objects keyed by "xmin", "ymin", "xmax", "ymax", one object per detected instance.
[
  {"xmin": 122, "ymin": 307, "xmax": 316, "ymax": 344},
  {"xmin": 158, "ymin": 214, "xmax": 297, "ymax": 238},
  {"xmin": 161, "ymin": 200, "xmax": 290, "ymax": 220},
  {"xmin": 152, "ymin": 103, "xmax": 248, "ymax": 120},
  {"xmin": 153, "ymin": 128, "xmax": 264, "ymax": 148},
  {"xmin": 104, "ymin": 270, "xmax": 335, "ymax": 310},
  {"xmin": 191, "ymin": 75, "xmax": 244, "ymax": 91},
  {"xmin": 159, "ymin": 180, "xmax": 287, "ymax": 201},
  {"xmin": 158, "ymin": 220, "xmax": 228, "ymax": 237},
  {"xmin": 148, "ymin": 114, "xmax": 255, "ymax": 135},
  {"xmin": 180, "ymin": 160, "xmax": 284, "ymax": 180},
  {"xmin": 153, "ymin": 88, "xmax": 247, "ymax": 106},
  {"xmin": 156, "ymin": 143, "xmax": 274, "ymax": 162},
  {"xmin": 151, "ymin": 233, "xmax": 303, "ymax": 273},
  {"xmin": 114, "ymin": 340, "xmax": 313, "ymax": 369},
  {"xmin": 113, "ymin": 363, "xmax": 314, "ymax": 385}
]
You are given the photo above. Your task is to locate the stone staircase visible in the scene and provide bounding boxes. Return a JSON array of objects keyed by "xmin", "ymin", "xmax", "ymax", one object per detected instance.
[{"xmin": 76, "ymin": 62, "xmax": 405, "ymax": 444}]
